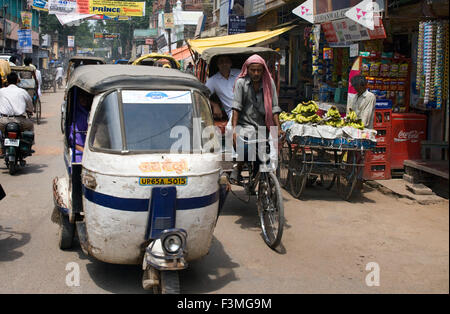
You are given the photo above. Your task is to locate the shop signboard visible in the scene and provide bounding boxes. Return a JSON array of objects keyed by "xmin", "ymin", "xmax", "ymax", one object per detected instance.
[
  {"xmin": 164, "ymin": 13, "xmax": 174, "ymax": 29},
  {"xmin": 323, "ymin": 16, "xmax": 385, "ymax": 44},
  {"xmin": 48, "ymin": 0, "xmax": 78, "ymax": 15},
  {"xmin": 145, "ymin": 38, "xmax": 154, "ymax": 45},
  {"xmin": 228, "ymin": 15, "xmax": 246, "ymax": 35},
  {"xmin": 18, "ymin": 29, "xmax": 33, "ymax": 54},
  {"xmin": 83, "ymin": 0, "xmax": 146, "ymax": 17},
  {"xmin": 68, "ymin": 35, "xmax": 75, "ymax": 47},
  {"xmin": 156, "ymin": 34, "xmax": 167, "ymax": 50},
  {"xmin": 244, "ymin": 0, "xmax": 265, "ymax": 18},
  {"xmin": 21, "ymin": 11, "xmax": 33, "ymax": 29},
  {"xmin": 33, "ymin": 0, "xmax": 49, "ymax": 11},
  {"xmin": 41, "ymin": 34, "xmax": 51, "ymax": 47}
]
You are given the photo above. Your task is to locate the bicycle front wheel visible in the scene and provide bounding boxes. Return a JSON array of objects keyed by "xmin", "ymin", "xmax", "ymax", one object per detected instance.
[{"xmin": 257, "ymin": 171, "xmax": 284, "ymax": 249}]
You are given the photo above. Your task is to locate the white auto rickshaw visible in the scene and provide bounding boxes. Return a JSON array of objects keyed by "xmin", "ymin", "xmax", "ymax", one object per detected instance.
[{"xmin": 52, "ymin": 65, "xmax": 228, "ymax": 293}]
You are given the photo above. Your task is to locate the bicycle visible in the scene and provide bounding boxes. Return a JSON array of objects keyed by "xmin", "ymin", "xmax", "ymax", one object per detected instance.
[
  {"xmin": 33, "ymin": 94, "xmax": 41, "ymax": 125},
  {"xmin": 229, "ymin": 136, "xmax": 284, "ymax": 249}
]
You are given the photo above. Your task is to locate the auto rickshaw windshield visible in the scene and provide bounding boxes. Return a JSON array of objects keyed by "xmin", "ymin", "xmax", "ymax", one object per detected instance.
[{"xmin": 89, "ymin": 89, "xmax": 218, "ymax": 153}]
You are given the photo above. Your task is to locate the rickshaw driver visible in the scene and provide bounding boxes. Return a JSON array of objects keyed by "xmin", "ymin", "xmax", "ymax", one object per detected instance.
[
  {"xmin": 230, "ymin": 54, "xmax": 283, "ymax": 183},
  {"xmin": 205, "ymin": 55, "xmax": 241, "ymax": 120},
  {"xmin": 68, "ymin": 89, "xmax": 93, "ymax": 161}
]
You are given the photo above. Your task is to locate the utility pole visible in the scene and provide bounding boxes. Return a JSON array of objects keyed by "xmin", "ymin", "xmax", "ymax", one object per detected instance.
[{"xmin": 164, "ymin": 0, "xmax": 172, "ymax": 53}]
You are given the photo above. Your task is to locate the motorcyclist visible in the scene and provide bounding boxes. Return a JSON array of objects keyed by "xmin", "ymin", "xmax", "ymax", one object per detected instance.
[
  {"xmin": 55, "ymin": 64, "xmax": 64, "ymax": 88},
  {"xmin": 0, "ymin": 72, "xmax": 34, "ymax": 155}
]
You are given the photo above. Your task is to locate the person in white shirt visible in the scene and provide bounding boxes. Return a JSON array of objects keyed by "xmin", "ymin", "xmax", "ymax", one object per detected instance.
[
  {"xmin": 347, "ymin": 75, "xmax": 376, "ymax": 129},
  {"xmin": 55, "ymin": 66, "xmax": 64, "ymax": 84},
  {"xmin": 0, "ymin": 72, "xmax": 34, "ymax": 134},
  {"xmin": 9, "ymin": 56, "xmax": 17, "ymax": 67},
  {"xmin": 205, "ymin": 55, "xmax": 240, "ymax": 120}
]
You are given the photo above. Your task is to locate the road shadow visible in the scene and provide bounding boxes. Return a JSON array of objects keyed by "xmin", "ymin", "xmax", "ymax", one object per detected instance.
[
  {"xmin": 179, "ymin": 236, "xmax": 240, "ymax": 293},
  {"xmin": 281, "ymin": 183, "xmax": 376, "ymax": 204},
  {"xmin": 220, "ymin": 190, "xmax": 260, "ymax": 232},
  {"xmin": 0, "ymin": 225, "xmax": 31, "ymax": 262},
  {"xmin": 0, "ymin": 163, "xmax": 47, "ymax": 175},
  {"xmin": 67, "ymin": 237, "xmax": 147, "ymax": 293}
]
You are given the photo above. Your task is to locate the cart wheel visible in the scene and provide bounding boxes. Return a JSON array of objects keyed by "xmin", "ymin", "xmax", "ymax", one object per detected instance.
[
  {"xmin": 35, "ymin": 99, "xmax": 41, "ymax": 125},
  {"xmin": 153, "ymin": 271, "xmax": 180, "ymax": 294},
  {"xmin": 58, "ymin": 212, "xmax": 75, "ymax": 250},
  {"xmin": 289, "ymin": 146, "xmax": 308, "ymax": 198},
  {"xmin": 337, "ymin": 151, "xmax": 361, "ymax": 201},
  {"xmin": 276, "ymin": 141, "xmax": 291, "ymax": 189}
]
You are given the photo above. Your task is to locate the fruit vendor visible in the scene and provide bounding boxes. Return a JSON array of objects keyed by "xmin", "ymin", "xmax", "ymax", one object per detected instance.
[
  {"xmin": 230, "ymin": 54, "xmax": 282, "ymax": 183},
  {"xmin": 347, "ymin": 75, "xmax": 376, "ymax": 129}
]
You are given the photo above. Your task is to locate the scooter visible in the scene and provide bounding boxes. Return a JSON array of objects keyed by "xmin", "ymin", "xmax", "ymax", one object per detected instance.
[{"xmin": 1, "ymin": 122, "xmax": 34, "ymax": 175}]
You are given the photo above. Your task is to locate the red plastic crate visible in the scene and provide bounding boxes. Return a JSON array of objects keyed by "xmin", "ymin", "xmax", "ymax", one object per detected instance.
[
  {"xmin": 363, "ymin": 162, "xmax": 392, "ymax": 180},
  {"xmin": 373, "ymin": 109, "xmax": 392, "ymax": 129},
  {"xmin": 365, "ymin": 146, "xmax": 390, "ymax": 163},
  {"xmin": 374, "ymin": 128, "xmax": 390, "ymax": 145}
]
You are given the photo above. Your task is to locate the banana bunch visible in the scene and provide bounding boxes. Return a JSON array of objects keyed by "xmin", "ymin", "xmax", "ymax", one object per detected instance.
[
  {"xmin": 279, "ymin": 111, "xmax": 296, "ymax": 122},
  {"xmin": 324, "ymin": 106, "xmax": 344, "ymax": 127},
  {"xmin": 290, "ymin": 101, "xmax": 321, "ymax": 124},
  {"xmin": 292, "ymin": 101, "xmax": 319, "ymax": 117},
  {"xmin": 345, "ymin": 109, "xmax": 365, "ymax": 130},
  {"xmin": 295, "ymin": 114, "xmax": 322, "ymax": 124}
]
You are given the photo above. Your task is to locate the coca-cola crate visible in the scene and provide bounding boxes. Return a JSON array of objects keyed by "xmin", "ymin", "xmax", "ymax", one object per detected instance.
[
  {"xmin": 373, "ymin": 109, "xmax": 392, "ymax": 129},
  {"xmin": 374, "ymin": 128, "xmax": 390, "ymax": 145},
  {"xmin": 365, "ymin": 146, "xmax": 390, "ymax": 163},
  {"xmin": 363, "ymin": 162, "xmax": 391, "ymax": 180}
]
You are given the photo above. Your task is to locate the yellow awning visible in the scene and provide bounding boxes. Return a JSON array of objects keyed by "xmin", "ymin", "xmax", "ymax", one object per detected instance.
[{"xmin": 187, "ymin": 26, "xmax": 296, "ymax": 54}]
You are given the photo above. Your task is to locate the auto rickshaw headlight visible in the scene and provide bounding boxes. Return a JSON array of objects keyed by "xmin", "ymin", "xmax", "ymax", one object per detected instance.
[
  {"xmin": 163, "ymin": 234, "xmax": 182, "ymax": 254},
  {"xmin": 160, "ymin": 229, "xmax": 187, "ymax": 256}
]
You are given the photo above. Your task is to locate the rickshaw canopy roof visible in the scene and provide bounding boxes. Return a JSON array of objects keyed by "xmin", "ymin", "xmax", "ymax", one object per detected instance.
[
  {"xmin": 68, "ymin": 56, "xmax": 106, "ymax": 64},
  {"xmin": 10, "ymin": 65, "xmax": 35, "ymax": 72},
  {"xmin": 130, "ymin": 53, "xmax": 181, "ymax": 69},
  {"xmin": 66, "ymin": 64, "xmax": 209, "ymax": 95},
  {"xmin": 187, "ymin": 26, "xmax": 296, "ymax": 54},
  {"xmin": 199, "ymin": 47, "xmax": 281, "ymax": 64}
]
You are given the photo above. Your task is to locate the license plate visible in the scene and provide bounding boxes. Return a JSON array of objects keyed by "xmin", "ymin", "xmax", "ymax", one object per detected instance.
[
  {"xmin": 139, "ymin": 177, "xmax": 187, "ymax": 186},
  {"xmin": 4, "ymin": 139, "xmax": 19, "ymax": 147}
]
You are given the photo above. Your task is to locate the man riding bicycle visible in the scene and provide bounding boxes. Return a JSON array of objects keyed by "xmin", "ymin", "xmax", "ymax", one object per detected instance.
[{"xmin": 230, "ymin": 54, "xmax": 283, "ymax": 183}]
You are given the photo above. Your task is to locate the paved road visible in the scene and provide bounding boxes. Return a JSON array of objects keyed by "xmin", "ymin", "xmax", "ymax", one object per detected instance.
[{"xmin": 0, "ymin": 90, "xmax": 448, "ymax": 294}]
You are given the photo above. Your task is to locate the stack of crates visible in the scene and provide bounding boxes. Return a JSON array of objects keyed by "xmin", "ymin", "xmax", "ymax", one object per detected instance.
[{"xmin": 363, "ymin": 100, "xmax": 392, "ymax": 180}]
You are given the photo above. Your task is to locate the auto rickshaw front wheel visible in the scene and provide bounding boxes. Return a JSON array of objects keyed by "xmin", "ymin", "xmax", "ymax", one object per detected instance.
[
  {"xmin": 151, "ymin": 270, "xmax": 180, "ymax": 294},
  {"xmin": 58, "ymin": 212, "xmax": 75, "ymax": 250}
]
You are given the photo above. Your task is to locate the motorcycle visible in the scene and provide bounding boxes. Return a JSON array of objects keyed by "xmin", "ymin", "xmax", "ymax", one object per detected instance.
[{"xmin": 1, "ymin": 122, "xmax": 34, "ymax": 175}]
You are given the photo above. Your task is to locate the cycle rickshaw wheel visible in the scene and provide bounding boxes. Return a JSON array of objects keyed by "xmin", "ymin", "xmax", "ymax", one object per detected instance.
[
  {"xmin": 277, "ymin": 140, "xmax": 292, "ymax": 189},
  {"xmin": 289, "ymin": 146, "xmax": 308, "ymax": 198},
  {"xmin": 337, "ymin": 151, "xmax": 361, "ymax": 201},
  {"xmin": 35, "ymin": 99, "xmax": 41, "ymax": 124},
  {"xmin": 257, "ymin": 172, "xmax": 284, "ymax": 249}
]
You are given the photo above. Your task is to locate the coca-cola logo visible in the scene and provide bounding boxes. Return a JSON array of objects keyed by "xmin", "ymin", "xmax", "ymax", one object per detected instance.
[{"xmin": 394, "ymin": 130, "xmax": 424, "ymax": 143}]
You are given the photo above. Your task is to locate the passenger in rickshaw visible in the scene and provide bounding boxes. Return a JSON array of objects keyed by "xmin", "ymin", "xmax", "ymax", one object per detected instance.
[
  {"xmin": 204, "ymin": 55, "xmax": 240, "ymax": 121},
  {"xmin": 68, "ymin": 88, "xmax": 93, "ymax": 162},
  {"xmin": 230, "ymin": 54, "xmax": 283, "ymax": 183}
]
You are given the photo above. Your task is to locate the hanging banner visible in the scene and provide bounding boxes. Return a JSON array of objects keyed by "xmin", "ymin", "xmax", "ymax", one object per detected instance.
[
  {"xmin": 55, "ymin": 12, "xmax": 95, "ymax": 25},
  {"xmin": 292, "ymin": 0, "xmax": 314, "ymax": 24},
  {"xmin": 48, "ymin": 0, "xmax": 78, "ymax": 15},
  {"xmin": 33, "ymin": 0, "xmax": 49, "ymax": 11},
  {"xmin": 345, "ymin": 0, "xmax": 375, "ymax": 30},
  {"xmin": 21, "ymin": 11, "xmax": 33, "ymax": 29},
  {"xmin": 18, "ymin": 29, "xmax": 33, "ymax": 54},
  {"xmin": 68, "ymin": 35, "xmax": 75, "ymax": 47},
  {"xmin": 77, "ymin": 0, "xmax": 145, "ymax": 17}
]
